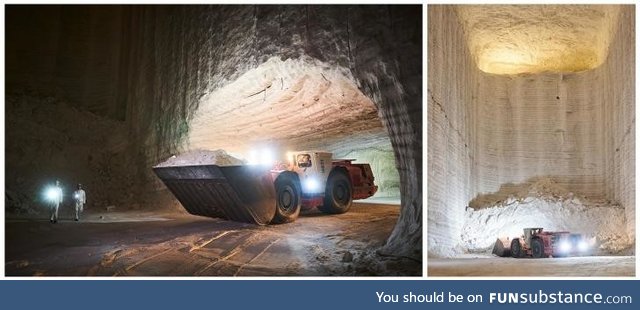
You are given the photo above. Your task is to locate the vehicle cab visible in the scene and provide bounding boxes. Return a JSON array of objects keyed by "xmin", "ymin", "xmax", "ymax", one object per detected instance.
[{"xmin": 286, "ymin": 151, "xmax": 333, "ymax": 194}]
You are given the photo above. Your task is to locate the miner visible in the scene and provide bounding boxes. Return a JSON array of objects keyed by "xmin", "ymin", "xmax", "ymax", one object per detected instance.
[
  {"xmin": 73, "ymin": 184, "xmax": 86, "ymax": 221},
  {"xmin": 48, "ymin": 180, "xmax": 63, "ymax": 223}
]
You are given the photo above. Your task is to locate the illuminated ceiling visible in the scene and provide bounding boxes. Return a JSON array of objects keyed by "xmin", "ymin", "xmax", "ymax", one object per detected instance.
[
  {"xmin": 187, "ymin": 57, "xmax": 387, "ymax": 156},
  {"xmin": 456, "ymin": 5, "xmax": 620, "ymax": 75}
]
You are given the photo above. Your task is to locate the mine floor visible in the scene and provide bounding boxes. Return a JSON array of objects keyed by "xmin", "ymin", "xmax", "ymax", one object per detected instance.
[
  {"xmin": 5, "ymin": 202, "xmax": 420, "ymax": 276},
  {"xmin": 428, "ymin": 254, "xmax": 635, "ymax": 277}
]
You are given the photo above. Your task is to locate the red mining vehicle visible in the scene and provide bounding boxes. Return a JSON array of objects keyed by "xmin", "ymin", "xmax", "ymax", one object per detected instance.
[
  {"xmin": 153, "ymin": 151, "xmax": 378, "ymax": 225},
  {"xmin": 493, "ymin": 228, "xmax": 593, "ymax": 258}
]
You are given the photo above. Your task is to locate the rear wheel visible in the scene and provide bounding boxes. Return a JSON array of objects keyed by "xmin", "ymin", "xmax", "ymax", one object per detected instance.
[
  {"xmin": 510, "ymin": 238, "xmax": 523, "ymax": 258},
  {"xmin": 318, "ymin": 171, "xmax": 353, "ymax": 214},
  {"xmin": 531, "ymin": 238, "xmax": 546, "ymax": 258},
  {"xmin": 272, "ymin": 173, "xmax": 301, "ymax": 224}
]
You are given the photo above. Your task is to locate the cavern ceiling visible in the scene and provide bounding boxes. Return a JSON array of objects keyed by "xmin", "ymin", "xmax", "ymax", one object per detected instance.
[{"xmin": 456, "ymin": 5, "xmax": 620, "ymax": 74}]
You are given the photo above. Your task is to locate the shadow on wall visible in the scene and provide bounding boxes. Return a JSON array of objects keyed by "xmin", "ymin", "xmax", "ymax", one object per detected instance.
[{"xmin": 468, "ymin": 176, "xmax": 610, "ymax": 210}]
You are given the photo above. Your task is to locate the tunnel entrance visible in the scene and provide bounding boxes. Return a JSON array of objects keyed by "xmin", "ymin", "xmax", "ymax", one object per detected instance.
[{"xmin": 184, "ymin": 57, "xmax": 400, "ymax": 199}]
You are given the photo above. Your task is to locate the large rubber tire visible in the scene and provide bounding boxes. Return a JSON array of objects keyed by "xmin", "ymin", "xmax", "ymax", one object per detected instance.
[
  {"xmin": 510, "ymin": 238, "xmax": 523, "ymax": 258},
  {"xmin": 272, "ymin": 173, "xmax": 301, "ymax": 224},
  {"xmin": 531, "ymin": 238, "xmax": 545, "ymax": 258},
  {"xmin": 318, "ymin": 171, "xmax": 353, "ymax": 214}
]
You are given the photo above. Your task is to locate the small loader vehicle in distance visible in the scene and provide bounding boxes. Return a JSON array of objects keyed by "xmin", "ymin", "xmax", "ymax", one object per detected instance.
[
  {"xmin": 492, "ymin": 228, "xmax": 593, "ymax": 258},
  {"xmin": 153, "ymin": 151, "xmax": 378, "ymax": 225}
]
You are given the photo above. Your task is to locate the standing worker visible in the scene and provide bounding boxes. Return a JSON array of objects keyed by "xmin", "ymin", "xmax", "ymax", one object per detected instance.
[
  {"xmin": 73, "ymin": 184, "xmax": 86, "ymax": 221},
  {"xmin": 46, "ymin": 180, "xmax": 63, "ymax": 223}
]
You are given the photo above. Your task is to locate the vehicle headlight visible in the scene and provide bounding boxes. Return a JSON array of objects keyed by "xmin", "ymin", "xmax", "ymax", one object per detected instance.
[
  {"xmin": 559, "ymin": 240, "xmax": 572, "ymax": 253},
  {"xmin": 578, "ymin": 240, "xmax": 590, "ymax": 252},
  {"xmin": 303, "ymin": 178, "xmax": 320, "ymax": 193}
]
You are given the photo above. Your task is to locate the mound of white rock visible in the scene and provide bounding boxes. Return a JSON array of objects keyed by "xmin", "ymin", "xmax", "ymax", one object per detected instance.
[
  {"xmin": 155, "ymin": 149, "xmax": 246, "ymax": 167},
  {"xmin": 462, "ymin": 179, "xmax": 632, "ymax": 254}
]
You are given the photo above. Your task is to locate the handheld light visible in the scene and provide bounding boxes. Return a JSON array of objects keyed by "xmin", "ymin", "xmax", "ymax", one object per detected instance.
[{"xmin": 45, "ymin": 187, "xmax": 59, "ymax": 202}]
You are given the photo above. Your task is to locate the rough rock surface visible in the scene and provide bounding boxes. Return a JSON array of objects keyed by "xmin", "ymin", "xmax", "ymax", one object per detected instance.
[
  {"xmin": 429, "ymin": 256, "xmax": 634, "ymax": 277},
  {"xmin": 428, "ymin": 5, "xmax": 634, "ymax": 258},
  {"xmin": 600, "ymin": 6, "xmax": 635, "ymax": 241},
  {"xmin": 456, "ymin": 5, "xmax": 620, "ymax": 74},
  {"xmin": 334, "ymin": 143, "xmax": 400, "ymax": 198},
  {"xmin": 6, "ymin": 203, "xmax": 420, "ymax": 276},
  {"xmin": 473, "ymin": 72, "xmax": 607, "ymax": 202},
  {"xmin": 428, "ymin": 5, "xmax": 478, "ymax": 257},
  {"xmin": 5, "ymin": 93, "xmax": 133, "ymax": 215},
  {"xmin": 187, "ymin": 57, "xmax": 385, "ymax": 154},
  {"xmin": 6, "ymin": 6, "xmax": 421, "ymax": 260}
]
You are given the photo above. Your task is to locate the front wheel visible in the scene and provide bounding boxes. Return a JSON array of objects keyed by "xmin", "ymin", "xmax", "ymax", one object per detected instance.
[
  {"xmin": 272, "ymin": 173, "xmax": 301, "ymax": 224},
  {"xmin": 511, "ymin": 238, "xmax": 524, "ymax": 258},
  {"xmin": 318, "ymin": 171, "xmax": 353, "ymax": 214},
  {"xmin": 531, "ymin": 238, "xmax": 546, "ymax": 258}
]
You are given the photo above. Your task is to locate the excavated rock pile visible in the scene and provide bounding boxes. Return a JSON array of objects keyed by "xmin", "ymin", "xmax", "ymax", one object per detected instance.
[
  {"xmin": 155, "ymin": 149, "xmax": 246, "ymax": 167},
  {"xmin": 461, "ymin": 178, "xmax": 632, "ymax": 255}
]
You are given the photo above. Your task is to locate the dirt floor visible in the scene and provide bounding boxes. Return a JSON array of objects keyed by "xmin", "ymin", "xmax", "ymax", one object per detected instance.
[
  {"xmin": 428, "ymin": 254, "xmax": 635, "ymax": 277},
  {"xmin": 5, "ymin": 202, "xmax": 420, "ymax": 277}
]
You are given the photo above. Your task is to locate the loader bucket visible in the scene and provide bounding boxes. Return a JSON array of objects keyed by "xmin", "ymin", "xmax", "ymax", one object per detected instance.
[
  {"xmin": 492, "ymin": 238, "xmax": 511, "ymax": 257},
  {"xmin": 153, "ymin": 165, "xmax": 277, "ymax": 225}
]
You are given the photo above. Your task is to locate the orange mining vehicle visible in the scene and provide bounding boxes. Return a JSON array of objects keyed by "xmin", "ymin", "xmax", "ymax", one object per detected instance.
[
  {"xmin": 153, "ymin": 151, "xmax": 378, "ymax": 225},
  {"xmin": 493, "ymin": 228, "xmax": 593, "ymax": 258}
]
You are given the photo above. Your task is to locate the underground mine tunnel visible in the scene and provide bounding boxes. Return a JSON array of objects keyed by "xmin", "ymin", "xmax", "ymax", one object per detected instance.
[
  {"xmin": 4, "ymin": 5, "xmax": 422, "ymax": 276},
  {"xmin": 428, "ymin": 5, "xmax": 635, "ymax": 276}
]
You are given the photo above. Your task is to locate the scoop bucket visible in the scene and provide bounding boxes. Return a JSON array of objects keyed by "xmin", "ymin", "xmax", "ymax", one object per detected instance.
[
  {"xmin": 153, "ymin": 165, "xmax": 277, "ymax": 225},
  {"xmin": 492, "ymin": 237, "xmax": 511, "ymax": 257}
]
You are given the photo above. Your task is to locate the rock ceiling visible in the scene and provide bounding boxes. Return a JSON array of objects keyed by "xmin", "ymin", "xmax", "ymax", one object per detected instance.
[
  {"xmin": 456, "ymin": 5, "xmax": 620, "ymax": 75},
  {"xmin": 187, "ymin": 57, "xmax": 387, "ymax": 158}
]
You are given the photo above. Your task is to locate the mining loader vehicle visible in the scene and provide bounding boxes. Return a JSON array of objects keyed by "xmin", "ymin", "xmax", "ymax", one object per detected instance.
[
  {"xmin": 153, "ymin": 151, "xmax": 378, "ymax": 225},
  {"xmin": 492, "ymin": 228, "xmax": 592, "ymax": 258}
]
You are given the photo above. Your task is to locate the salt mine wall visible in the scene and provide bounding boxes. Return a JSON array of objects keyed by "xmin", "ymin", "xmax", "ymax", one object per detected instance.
[
  {"xmin": 600, "ymin": 6, "xmax": 635, "ymax": 239},
  {"xmin": 334, "ymin": 143, "xmax": 401, "ymax": 198},
  {"xmin": 428, "ymin": 5, "xmax": 635, "ymax": 257},
  {"xmin": 471, "ymin": 6, "xmax": 635, "ymax": 241},
  {"xmin": 6, "ymin": 6, "xmax": 421, "ymax": 259},
  {"xmin": 6, "ymin": 6, "xmax": 127, "ymax": 120},
  {"xmin": 471, "ymin": 71, "xmax": 607, "ymax": 207},
  {"xmin": 427, "ymin": 5, "xmax": 477, "ymax": 257},
  {"xmin": 6, "ymin": 6, "xmax": 134, "ymax": 210}
]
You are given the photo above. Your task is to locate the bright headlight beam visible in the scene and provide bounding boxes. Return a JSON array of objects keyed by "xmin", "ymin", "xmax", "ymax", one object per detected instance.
[
  {"xmin": 248, "ymin": 148, "xmax": 275, "ymax": 166},
  {"xmin": 248, "ymin": 150, "xmax": 258, "ymax": 165},
  {"xmin": 578, "ymin": 240, "xmax": 590, "ymax": 252},
  {"xmin": 559, "ymin": 240, "xmax": 572, "ymax": 253},
  {"xmin": 303, "ymin": 178, "xmax": 320, "ymax": 193},
  {"xmin": 261, "ymin": 148, "xmax": 273, "ymax": 166}
]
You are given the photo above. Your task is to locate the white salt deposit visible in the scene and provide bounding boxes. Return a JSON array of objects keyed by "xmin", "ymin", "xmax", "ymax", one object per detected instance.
[
  {"xmin": 155, "ymin": 149, "xmax": 245, "ymax": 167},
  {"xmin": 462, "ymin": 179, "xmax": 632, "ymax": 254}
]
